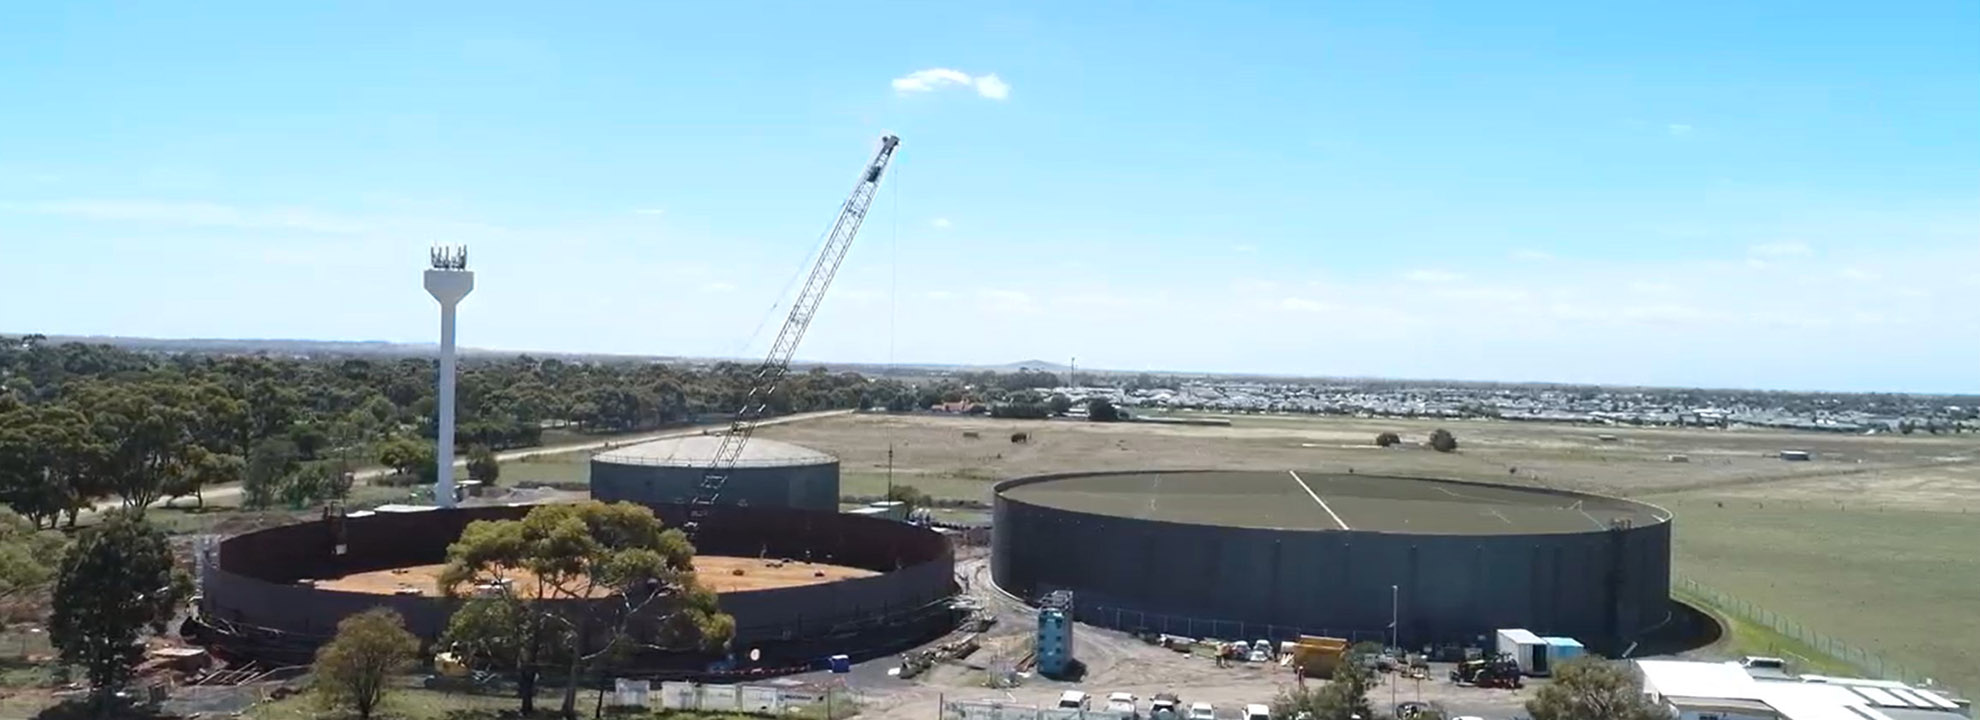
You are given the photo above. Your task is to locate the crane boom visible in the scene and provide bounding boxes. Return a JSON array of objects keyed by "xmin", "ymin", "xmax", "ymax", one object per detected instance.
[{"xmin": 685, "ymin": 134, "xmax": 900, "ymax": 535}]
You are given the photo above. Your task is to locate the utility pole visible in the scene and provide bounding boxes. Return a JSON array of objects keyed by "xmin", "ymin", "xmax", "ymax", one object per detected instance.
[
  {"xmin": 886, "ymin": 443, "xmax": 895, "ymax": 500},
  {"xmin": 1070, "ymin": 356, "xmax": 1077, "ymax": 388}
]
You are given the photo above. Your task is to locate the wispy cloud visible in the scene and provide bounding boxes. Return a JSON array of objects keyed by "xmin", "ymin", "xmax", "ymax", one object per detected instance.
[
  {"xmin": 1667, "ymin": 123, "xmax": 1694, "ymax": 137},
  {"xmin": 632, "ymin": 207, "xmax": 666, "ymax": 216},
  {"xmin": 1511, "ymin": 249, "xmax": 1554, "ymax": 261},
  {"xmin": 700, "ymin": 281, "xmax": 736, "ymax": 293},
  {"xmin": 9, "ymin": 199, "xmax": 369, "ymax": 233},
  {"xmin": 924, "ymin": 290, "xmax": 957, "ymax": 301},
  {"xmin": 1279, "ymin": 297, "xmax": 1332, "ymax": 313},
  {"xmin": 1403, "ymin": 269, "xmax": 1462, "ymax": 283},
  {"xmin": 891, "ymin": 68, "xmax": 1011, "ymax": 100},
  {"xmin": 930, "ymin": 217, "xmax": 952, "ymax": 229},
  {"xmin": 976, "ymin": 288, "xmax": 1037, "ymax": 312},
  {"xmin": 1233, "ymin": 244, "xmax": 1258, "ymax": 254},
  {"xmin": 1749, "ymin": 241, "xmax": 1812, "ymax": 257}
]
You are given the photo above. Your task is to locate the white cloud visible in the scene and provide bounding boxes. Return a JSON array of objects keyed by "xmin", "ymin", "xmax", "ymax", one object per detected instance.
[
  {"xmin": 924, "ymin": 290, "xmax": 957, "ymax": 300},
  {"xmin": 974, "ymin": 74, "xmax": 1011, "ymax": 100},
  {"xmin": 891, "ymin": 68, "xmax": 1011, "ymax": 100},
  {"xmin": 1233, "ymin": 244, "xmax": 1258, "ymax": 254},
  {"xmin": 1403, "ymin": 269, "xmax": 1462, "ymax": 283},
  {"xmin": 1749, "ymin": 241, "xmax": 1812, "ymax": 257},
  {"xmin": 632, "ymin": 208, "xmax": 666, "ymax": 216},
  {"xmin": 1511, "ymin": 249, "xmax": 1554, "ymax": 261},
  {"xmin": 700, "ymin": 282, "xmax": 736, "ymax": 293},
  {"xmin": 931, "ymin": 217, "xmax": 952, "ymax": 229},
  {"xmin": 1839, "ymin": 267, "xmax": 1881, "ymax": 281},
  {"xmin": 1667, "ymin": 123, "xmax": 1694, "ymax": 137}
]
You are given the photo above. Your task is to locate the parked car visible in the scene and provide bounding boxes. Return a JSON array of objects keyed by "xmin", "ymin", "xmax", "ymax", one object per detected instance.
[
  {"xmin": 1244, "ymin": 703, "xmax": 1271, "ymax": 720},
  {"xmin": 1107, "ymin": 692, "xmax": 1139, "ymax": 717},
  {"xmin": 1187, "ymin": 702, "xmax": 1216, "ymax": 720},
  {"xmin": 1058, "ymin": 691, "xmax": 1092, "ymax": 711},
  {"xmin": 1150, "ymin": 693, "xmax": 1182, "ymax": 720}
]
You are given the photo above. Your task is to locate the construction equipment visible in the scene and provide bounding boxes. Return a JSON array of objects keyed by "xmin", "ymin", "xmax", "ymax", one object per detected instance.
[
  {"xmin": 1288, "ymin": 635, "xmax": 1350, "ymax": 679},
  {"xmin": 684, "ymin": 134, "xmax": 901, "ymax": 538},
  {"xmin": 1450, "ymin": 653, "xmax": 1524, "ymax": 689}
]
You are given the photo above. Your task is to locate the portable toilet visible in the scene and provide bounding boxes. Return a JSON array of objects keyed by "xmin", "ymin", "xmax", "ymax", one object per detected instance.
[
  {"xmin": 1541, "ymin": 637, "xmax": 1585, "ymax": 672},
  {"xmin": 1494, "ymin": 628, "xmax": 1547, "ymax": 676},
  {"xmin": 1036, "ymin": 608, "xmax": 1075, "ymax": 677}
]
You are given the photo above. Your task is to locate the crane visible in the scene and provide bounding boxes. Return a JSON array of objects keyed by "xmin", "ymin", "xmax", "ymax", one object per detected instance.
[{"xmin": 684, "ymin": 134, "xmax": 901, "ymax": 537}]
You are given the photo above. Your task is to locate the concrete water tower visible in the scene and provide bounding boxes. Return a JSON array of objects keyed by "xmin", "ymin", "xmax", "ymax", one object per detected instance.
[{"xmin": 424, "ymin": 246, "xmax": 473, "ymax": 508}]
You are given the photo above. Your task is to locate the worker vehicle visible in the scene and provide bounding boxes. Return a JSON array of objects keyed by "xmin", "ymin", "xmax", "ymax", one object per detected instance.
[
  {"xmin": 1187, "ymin": 702, "xmax": 1216, "ymax": 720},
  {"xmin": 1057, "ymin": 691, "xmax": 1091, "ymax": 711},
  {"xmin": 1449, "ymin": 653, "xmax": 1524, "ymax": 688},
  {"xmin": 1107, "ymin": 692, "xmax": 1139, "ymax": 718}
]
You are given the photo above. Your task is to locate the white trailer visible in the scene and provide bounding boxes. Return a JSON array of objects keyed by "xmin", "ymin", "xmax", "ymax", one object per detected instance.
[{"xmin": 1495, "ymin": 628, "xmax": 1547, "ymax": 676}]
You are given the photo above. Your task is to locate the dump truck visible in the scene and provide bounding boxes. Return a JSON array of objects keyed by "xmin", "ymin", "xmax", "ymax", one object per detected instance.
[{"xmin": 1289, "ymin": 636, "xmax": 1350, "ymax": 678}]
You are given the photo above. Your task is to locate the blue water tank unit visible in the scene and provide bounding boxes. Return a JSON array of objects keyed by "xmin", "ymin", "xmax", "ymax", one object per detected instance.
[
  {"xmin": 1036, "ymin": 608, "xmax": 1075, "ymax": 677},
  {"xmin": 1541, "ymin": 637, "xmax": 1585, "ymax": 670}
]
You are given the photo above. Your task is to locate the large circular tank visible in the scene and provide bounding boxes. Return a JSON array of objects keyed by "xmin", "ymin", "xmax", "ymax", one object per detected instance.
[
  {"xmin": 590, "ymin": 436, "xmax": 839, "ymax": 512},
  {"xmin": 992, "ymin": 470, "xmax": 1672, "ymax": 653},
  {"xmin": 194, "ymin": 503, "xmax": 955, "ymax": 667}
]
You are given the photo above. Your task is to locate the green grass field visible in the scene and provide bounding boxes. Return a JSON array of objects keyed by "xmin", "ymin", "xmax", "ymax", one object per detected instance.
[{"xmin": 1659, "ymin": 496, "xmax": 1980, "ymax": 691}]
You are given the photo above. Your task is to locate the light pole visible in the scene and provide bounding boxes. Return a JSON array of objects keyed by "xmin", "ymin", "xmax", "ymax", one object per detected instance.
[{"xmin": 1390, "ymin": 584, "xmax": 1399, "ymax": 710}]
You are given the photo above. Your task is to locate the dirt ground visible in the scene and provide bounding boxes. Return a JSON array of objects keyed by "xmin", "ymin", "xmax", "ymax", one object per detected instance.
[
  {"xmin": 312, "ymin": 556, "xmax": 877, "ymax": 597},
  {"xmin": 831, "ymin": 556, "xmax": 1537, "ymax": 720}
]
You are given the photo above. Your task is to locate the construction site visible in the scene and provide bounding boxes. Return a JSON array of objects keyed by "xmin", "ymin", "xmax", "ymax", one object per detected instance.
[{"xmin": 140, "ymin": 132, "xmax": 1965, "ymax": 720}]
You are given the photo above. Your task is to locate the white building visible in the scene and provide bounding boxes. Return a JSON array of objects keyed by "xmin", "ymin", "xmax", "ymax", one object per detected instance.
[{"xmin": 1636, "ymin": 660, "xmax": 1969, "ymax": 720}]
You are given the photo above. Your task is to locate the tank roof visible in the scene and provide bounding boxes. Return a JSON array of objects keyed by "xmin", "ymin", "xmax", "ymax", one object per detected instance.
[
  {"xmin": 592, "ymin": 435, "xmax": 836, "ymax": 468},
  {"xmin": 998, "ymin": 470, "xmax": 1668, "ymax": 535}
]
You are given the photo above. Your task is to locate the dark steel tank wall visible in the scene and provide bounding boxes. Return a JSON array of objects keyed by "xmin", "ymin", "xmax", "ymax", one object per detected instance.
[
  {"xmin": 205, "ymin": 504, "xmax": 952, "ymax": 647},
  {"xmin": 992, "ymin": 472, "xmax": 1671, "ymax": 654},
  {"xmin": 590, "ymin": 460, "xmax": 841, "ymax": 512}
]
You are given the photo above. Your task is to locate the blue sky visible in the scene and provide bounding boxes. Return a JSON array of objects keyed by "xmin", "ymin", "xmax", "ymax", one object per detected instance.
[{"xmin": 2, "ymin": 2, "xmax": 1976, "ymax": 392}]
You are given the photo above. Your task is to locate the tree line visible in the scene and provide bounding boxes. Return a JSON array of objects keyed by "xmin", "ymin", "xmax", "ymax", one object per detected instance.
[{"xmin": 0, "ymin": 335, "xmax": 884, "ymax": 525}]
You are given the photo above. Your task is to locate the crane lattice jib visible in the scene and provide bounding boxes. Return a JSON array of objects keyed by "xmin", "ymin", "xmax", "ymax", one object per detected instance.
[{"xmin": 686, "ymin": 134, "xmax": 900, "ymax": 535}]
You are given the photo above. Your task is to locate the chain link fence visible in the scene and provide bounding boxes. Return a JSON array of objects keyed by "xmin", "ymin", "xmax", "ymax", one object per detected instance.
[{"xmin": 1673, "ymin": 575, "xmax": 1958, "ymax": 696}]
